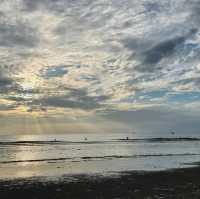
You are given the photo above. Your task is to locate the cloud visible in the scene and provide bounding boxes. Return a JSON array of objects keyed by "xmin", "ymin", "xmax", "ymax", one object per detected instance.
[
  {"xmin": 22, "ymin": 0, "xmax": 43, "ymax": 11},
  {"xmin": 123, "ymin": 28, "xmax": 198, "ymax": 72},
  {"xmin": 0, "ymin": 66, "xmax": 20, "ymax": 93},
  {"xmin": 189, "ymin": 0, "xmax": 200, "ymax": 26},
  {"xmin": 142, "ymin": 36, "xmax": 186, "ymax": 65},
  {"xmin": 0, "ymin": 0, "xmax": 199, "ymax": 135},
  {"xmin": 0, "ymin": 103, "xmax": 17, "ymax": 111},
  {"xmin": 31, "ymin": 88, "xmax": 110, "ymax": 110},
  {"xmin": 0, "ymin": 19, "xmax": 39, "ymax": 48},
  {"xmin": 0, "ymin": 77, "xmax": 12, "ymax": 87},
  {"xmin": 22, "ymin": 0, "xmax": 95, "ymax": 16}
]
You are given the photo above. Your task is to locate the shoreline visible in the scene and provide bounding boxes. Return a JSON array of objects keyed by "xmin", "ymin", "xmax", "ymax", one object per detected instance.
[{"xmin": 1, "ymin": 166, "xmax": 200, "ymax": 198}]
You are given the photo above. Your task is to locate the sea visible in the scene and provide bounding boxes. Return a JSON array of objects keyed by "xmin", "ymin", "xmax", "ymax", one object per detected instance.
[{"xmin": 0, "ymin": 132, "xmax": 200, "ymax": 180}]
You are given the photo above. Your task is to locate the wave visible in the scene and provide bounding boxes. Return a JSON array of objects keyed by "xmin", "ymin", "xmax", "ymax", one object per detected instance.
[
  {"xmin": 1, "ymin": 153, "xmax": 200, "ymax": 164},
  {"xmin": 0, "ymin": 137, "xmax": 200, "ymax": 146}
]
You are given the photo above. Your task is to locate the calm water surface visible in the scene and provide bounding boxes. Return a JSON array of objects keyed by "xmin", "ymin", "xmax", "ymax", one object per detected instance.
[{"xmin": 0, "ymin": 133, "xmax": 200, "ymax": 179}]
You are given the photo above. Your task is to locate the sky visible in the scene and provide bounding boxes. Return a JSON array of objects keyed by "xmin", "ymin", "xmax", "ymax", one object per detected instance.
[{"xmin": 0, "ymin": 0, "xmax": 200, "ymax": 135}]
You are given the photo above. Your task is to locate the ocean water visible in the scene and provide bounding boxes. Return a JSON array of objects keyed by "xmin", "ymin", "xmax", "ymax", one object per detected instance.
[{"xmin": 0, "ymin": 133, "xmax": 200, "ymax": 179}]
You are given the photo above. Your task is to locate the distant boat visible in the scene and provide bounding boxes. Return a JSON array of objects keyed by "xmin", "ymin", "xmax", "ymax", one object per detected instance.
[
  {"xmin": 84, "ymin": 137, "xmax": 88, "ymax": 141},
  {"xmin": 126, "ymin": 137, "xmax": 129, "ymax": 140}
]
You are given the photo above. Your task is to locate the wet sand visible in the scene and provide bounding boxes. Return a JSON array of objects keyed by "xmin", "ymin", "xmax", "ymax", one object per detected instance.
[{"xmin": 1, "ymin": 166, "xmax": 200, "ymax": 199}]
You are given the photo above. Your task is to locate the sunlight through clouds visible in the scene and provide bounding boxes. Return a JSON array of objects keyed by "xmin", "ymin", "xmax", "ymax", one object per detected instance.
[{"xmin": 0, "ymin": 0, "xmax": 200, "ymax": 134}]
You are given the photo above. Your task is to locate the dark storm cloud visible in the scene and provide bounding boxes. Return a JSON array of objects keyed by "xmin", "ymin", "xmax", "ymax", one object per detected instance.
[
  {"xmin": 32, "ymin": 88, "xmax": 109, "ymax": 110},
  {"xmin": 0, "ymin": 77, "xmax": 12, "ymax": 87},
  {"xmin": 39, "ymin": 96, "xmax": 100, "ymax": 110},
  {"xmin": 123, "ymin": 28, "xmax": 198, "ymax": 72},
  {"xmin": 142, "ymin": 36, "xmax": 185, "ymax": 65},
  {"xmin": 0, "ymin": 20, "xmax": 38, "ymax": 48},
  {"xmin": 0, "ymin": 75, "xmax": 18, "ymax": 93},
  {"xmin": 0, "ymin": 64, "xmax": 22, "ymax": 93}
]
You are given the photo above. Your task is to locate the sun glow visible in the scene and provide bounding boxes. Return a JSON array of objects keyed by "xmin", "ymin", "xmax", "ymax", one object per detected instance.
[{"xmin": 21, "ymin": 82, "xmax": 35, "ymax": 91}]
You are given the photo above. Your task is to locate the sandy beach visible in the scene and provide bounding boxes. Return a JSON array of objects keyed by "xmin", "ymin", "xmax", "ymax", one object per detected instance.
[{"xmin": 1, "ymin": 166, "xmax": 200, "ymax": 199}]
